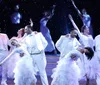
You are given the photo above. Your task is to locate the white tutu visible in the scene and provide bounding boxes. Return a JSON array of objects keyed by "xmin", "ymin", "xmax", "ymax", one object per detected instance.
[
  {"xmin": 13, "ymin": 54, "xmax": 37, "ymax": 85},
  {"xmin": 83, "ymin": 54, "xmax": 96, "ymax": 79},
  {"xmin": 7, "ymin": 51, "xmax": 20, "ymax": 78},
  {"xmin": 51, "ymin": 55, "xmax": 81, "ymax": 85},
  {"xmin": 7, "ymin": 37, "xmax": 22, "ymax": 78}
]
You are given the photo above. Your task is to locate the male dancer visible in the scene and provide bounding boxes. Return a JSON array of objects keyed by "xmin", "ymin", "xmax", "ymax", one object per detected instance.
[{"xmin": 23, "ymin": 20, "xmax": 49, "ymax": 85}]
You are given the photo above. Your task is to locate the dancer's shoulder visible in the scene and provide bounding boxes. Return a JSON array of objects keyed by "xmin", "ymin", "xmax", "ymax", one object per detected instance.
[{"xmin": 60, "ymin": 34, "xmax": 70, "ymax": 39}]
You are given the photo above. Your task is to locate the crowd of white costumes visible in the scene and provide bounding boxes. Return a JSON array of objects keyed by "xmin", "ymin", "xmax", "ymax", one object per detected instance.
[
  {"xmin": 0, "ymin": 39, "xmax": 37, "ymax": 85},
  {"xmin": 69, "ymin": 14, "xmax": 96, "ymax": 79},
  {"xmin": 51, "ymin": 15, "xmax": 100, "ymax": 85},
  {"xmin": 51, "ymin": 32, "xmax": 84, "ymax": 85},
  {"xmin": 0, "ymin": 26, "xmax": 49, "ymax": 85},
  {"xmin": 51, "ymin": 34, "xmax": 96, "ymax": 85},
  {"xmin": 54, "ymin": 29, "xmax": 85, "ymax": 79},
  {"xmin": 21, "ymin": 30, "xmax": 49, "ymax": 85},
  {"xmin": 1, "ymin": 16, "xmax": 100, "ymax": 85}
]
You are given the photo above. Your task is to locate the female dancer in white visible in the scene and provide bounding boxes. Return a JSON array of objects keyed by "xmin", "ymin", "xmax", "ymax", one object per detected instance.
[
  {"xmin": 7, "ymin": 19, "xmax": 33, "ymax": 78},
  {"xmin": 0, "ymin": 39, "xmax": 37, "ymax": 85},
  {"xmin": 51, "ymin": 47, "xmax": 94, "ymax": 85},
  {"xmin": 69, "ymin": 14, "xmax": 95, "ymax": 85},
  {"xmin": 7, "ymin": 28, "xmax": 24, "ymax": 78},
  {"xmin": 40, "ymin": 5, "xmax": 56, "ymax": 53}
]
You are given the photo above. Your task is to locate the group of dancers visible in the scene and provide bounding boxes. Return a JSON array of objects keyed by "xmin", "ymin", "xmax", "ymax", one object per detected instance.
[
  {"xmin": 0, "ymin": 0, "xmax": 100, "ymax": 85},
  {"xmin": 0, "ymin": 19, "xmax": 49, "ymax": 85},
  {"xmin": 51, "ymin": 0, "xmax": 100, "ymax": 85}
]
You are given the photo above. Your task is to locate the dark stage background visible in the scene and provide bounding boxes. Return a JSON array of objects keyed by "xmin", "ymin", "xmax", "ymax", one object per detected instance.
[{"xmin": 0, "ymin": 0, "xmax": 100, "ymax": 43}]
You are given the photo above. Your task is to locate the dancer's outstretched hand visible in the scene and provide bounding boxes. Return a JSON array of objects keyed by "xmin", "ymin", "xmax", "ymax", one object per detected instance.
[
  {"xmin": 71, "ymin": 0, "xmax": 77, "ymax": 8},
  {"xmin": 30, "ymin": 18, "xmax": 33, "ymax": 27}
]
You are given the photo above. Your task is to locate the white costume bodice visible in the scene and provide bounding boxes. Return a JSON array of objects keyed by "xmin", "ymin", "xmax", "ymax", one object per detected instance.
[
  {"xmin": 56, "ymin": 35, "xmax": 80, "ymax": 58},
  {"xmin": 79, "ymin": 33, "xmax": 94, "ymax": 49}
]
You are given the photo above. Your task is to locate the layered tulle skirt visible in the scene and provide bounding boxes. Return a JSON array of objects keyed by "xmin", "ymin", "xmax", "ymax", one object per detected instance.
[
  {"xmin": 7, "ymin": 52, "xmax": 20, "ymax": 78},
  {"xmin": 83, "ymin": 54, "xmax": 96, "ymax": 79},
  {"xmin": 13, "ymin": 55, "xmax": 37, "ymax": 85},
  {"xmin": 51, "ymin": 59, "xmax": 81, "ymax": 85}
]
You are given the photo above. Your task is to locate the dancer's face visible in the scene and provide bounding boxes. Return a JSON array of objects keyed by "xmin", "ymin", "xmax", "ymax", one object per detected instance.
[
  {"xmin": 24, "ymin": 26, "xmax": 30, "ymax": 34},
  {"xmin": 83, "ymin": 49, "xmax": 89, "ymax": 54},
  {"xmin": 83, "ymin": 27, "xmax": 89, "ymax": 34},
  {"xmin": 17, "ymin": 29, "xmax": 22, "ymax": 36},
  {"xmin": 79, "ymin": 48, "xmax": 84, "ymax": 54},
  {"xmin": 82, "ymin": 9, "xmax": 87, "ymax": 14},
  {"xmin": 79, "ymin": 48, "xmax": 89, "ymax": 54},
  {"xmin": 70, "ymin": 30, "xmax": 77, "ymax": 38},
  {"xmin": 44, "ymin": 11, "xmax": 50, "ymax": 16},
  {"xmin": 44, "ymin": 12, "xmax": 48, "ymax": 16}
]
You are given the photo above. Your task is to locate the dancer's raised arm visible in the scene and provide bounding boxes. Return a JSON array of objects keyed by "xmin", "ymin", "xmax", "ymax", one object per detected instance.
[
  {"xmin": 68, "ymin": 14, "xmax": 80, "ymax": 32},
  {"xmin": 29, "ymin": 18, "xmax": 33, "ymax": 27},
  {"xmin": 51, "ymin": 4, "xmax": 56, "ymax": 16},
  {"xmin": 71, "ymin": 0, "xmax": 82, "ymax": 18},
  {"xmin": 46, "ymin": 4, "xmax": 56, "ymax": 19},
  {"xmin": 68, "ymin": 14, "xmax": 84, "ymax": 42},
  {"xmin": 0, "ymin": 48, "xmax": 16, "ymax": 65}
]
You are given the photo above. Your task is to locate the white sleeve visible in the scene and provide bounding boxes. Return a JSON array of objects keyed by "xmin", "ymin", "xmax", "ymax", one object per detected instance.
[
  {"xmin": 76, "ymin": 30, "xmax": 83, "ymax": 40},
  {"xmin": 55, "ymin": 36, "xmax": 64, "ymax": 52},
  {"xmin": 0, "ymin": 48, "xmax": 16, "ymax": 65},
  {"xmin": 74, "ymin": 38, "xmax": 81, "ymax": 49},
  {"xmin": 35, "ymin": 32, "xmax": 47, "ymax": 52}
]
